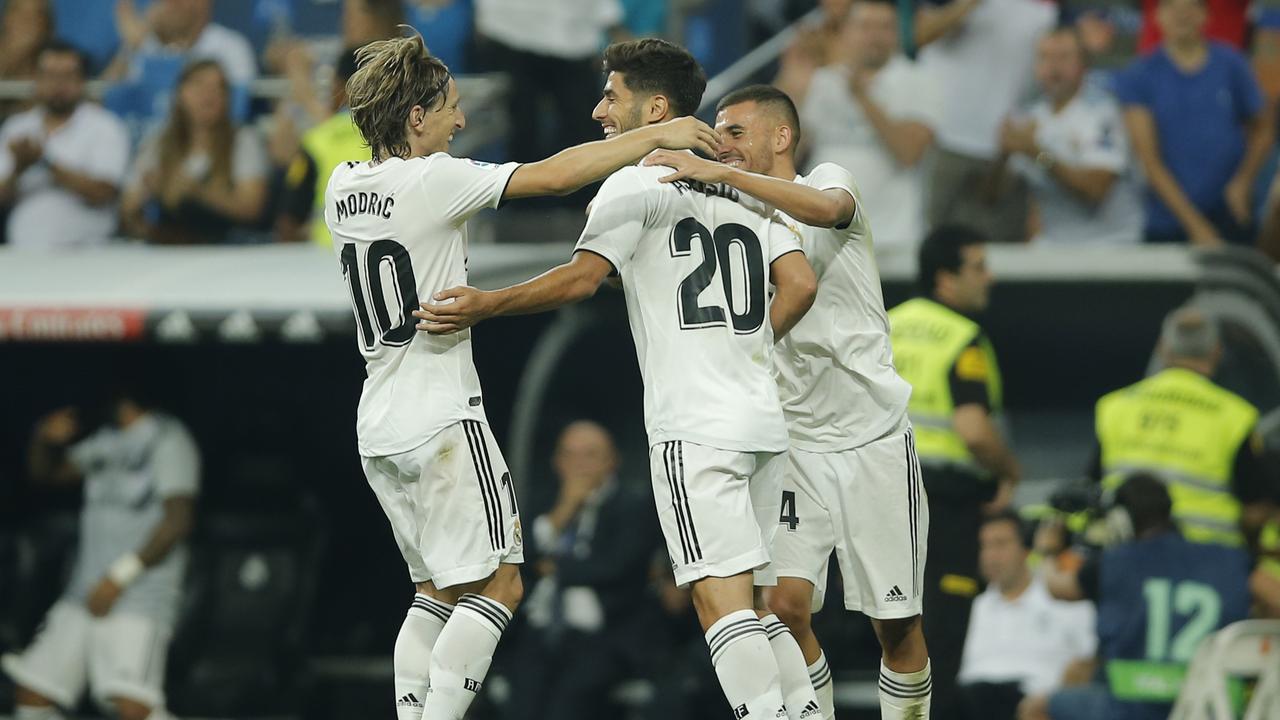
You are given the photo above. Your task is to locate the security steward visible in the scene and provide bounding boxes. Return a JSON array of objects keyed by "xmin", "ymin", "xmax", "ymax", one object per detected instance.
[
  {"xmin": 1091, "ymin": 306, "xmax": 1271, "ymax": 549},
  {"xmin": 888, "ymin": 225, "xmax": 1021, "ymax": 719}
]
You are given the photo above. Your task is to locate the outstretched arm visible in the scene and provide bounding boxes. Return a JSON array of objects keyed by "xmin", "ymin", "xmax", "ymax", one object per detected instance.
[
  {"xmin": 504, "ymin": 117, "xmax": 720, "ymax": 198},
  {"xmin": 413, "ymin": 250, "xmax": 616, "ymax": 334},
  {"xmin": 769, "ymin": 250, "xmax": 818, "ymax": 339},
  {"xmin": 644, "ymin": 150, "xmax": 855, "ymax": 228}
]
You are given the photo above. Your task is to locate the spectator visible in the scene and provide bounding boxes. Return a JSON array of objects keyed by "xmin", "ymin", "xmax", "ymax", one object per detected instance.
[
  {"xmin": 0, "ymin": 41, "xmax": 129, "ymax": 250},
  {"xmin": 503, "ymin": 421, "xmax": 660, "ymax": 720},
  {"xmin": 956, "ymin": 511, "xmax": 1096, "ymax": 720},
  {"xmin": 343, "ymin": 0, "xmax": 404, "ymax": 48},
  {"xmin": 774, "ymin": 0, "xmax": 854, "ymax": 106},
  {"xmin": 1137, "ymin": 0, "xmax": 1248, "ymax": 53},
  {"xmin": 474, "ymin": 0, "xmax": 624, "ymax": 164},
  {"xmin": 1000, "ymin": 27, "xmax": 1144, "ymax": 246},
  {"xmin": 1, "ymin": 387, "xmax": 199, "ymax": 720},
  {"xmin": 107, "ymin": 0, "xmax": 257, "ymax": 86},
  {"xmin": 120, "ymin": 60, "xmax": 267, "ymax": 244},
  {"xmin": 1253, "ymin": 515, "xmax": 1280, "ymax": 617},
  {"xmin": 300, "ymin": 47, "xmax": 368, "ymax": 247},
  {"xmin": 1038, "ymin": 474, "xmax": 1251, "ymax": 720},
  {"xmin": 0, "ymin": 0, "xmax": 54, "ymax": 119},
  {"xmin": 1091, "ymin": 307, "xmax": 1269, "ymax": 549},
  {"xmin": 1117, "ymin": 0, "xmax": 1271, "ymax": 246},
  {"xmin": 916, "ymin": 0, "xmax": 1058, "ymax": 243},
  {"xmin": 799, "ymin": 0, "xmax": 939, "ymax": 250}
]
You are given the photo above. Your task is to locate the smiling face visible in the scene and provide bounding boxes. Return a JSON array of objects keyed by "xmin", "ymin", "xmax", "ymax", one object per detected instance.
[
  {"xmin": 715, "ymin": 100, "xmax": 778, "ymax": 175},
  {"xmin": 414, "ymin": 78, "xmax": 464, "ymax": 154},
  {"xmin": 592, "ymin": 71, "xmax": 647, "ymax": 139}
]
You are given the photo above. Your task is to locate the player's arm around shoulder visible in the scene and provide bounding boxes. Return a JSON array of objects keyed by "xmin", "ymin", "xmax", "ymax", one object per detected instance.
[
  {"xmin": 503, "ymin": 116, "xmax": 719, "ymax": 199},
  {"xmin": 643, "ymin": 152, "xmax": 855, "ymax": 228}
]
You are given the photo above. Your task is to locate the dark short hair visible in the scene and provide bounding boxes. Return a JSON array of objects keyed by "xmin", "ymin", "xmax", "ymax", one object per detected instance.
[
  {"xmin": 917, "ymin": 225, "xmax": 986, "ymax": 296},
  {"xmin": 336, "ymin": 46, "xmax": 361, "ymax": 83},
  {"xmin": 602, "ymin": 38, "xmax": 706, "ymax": 118},
  {"xmin": 39, "ymin": 39, "xmax": 89, "ymax": 78},
  {"xmin": 980, "ymin": 509, "xmax": 1030, "ymax": 548},
  {"xmin": 1115, "ymin": 473, "xmax": 1174, "ymax": 537},
  {"xmin": 717, "ymin": 84, "xmax": 803, "ymax": 150}
]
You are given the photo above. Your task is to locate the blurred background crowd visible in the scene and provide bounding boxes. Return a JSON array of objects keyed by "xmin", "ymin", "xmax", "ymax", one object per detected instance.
[{"xmin": 3, "ymin": 1, "xmax": 1280, "ymax": 720}]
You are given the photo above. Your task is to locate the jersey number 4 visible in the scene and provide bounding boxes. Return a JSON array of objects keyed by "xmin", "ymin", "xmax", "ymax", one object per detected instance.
[
  {"xmin": 670, "ymin": 217, "xmax": 766, "ymax": 334},
  {"xmin": 341, "ymin": 240, "xmax": 420, "ymax": 351}
]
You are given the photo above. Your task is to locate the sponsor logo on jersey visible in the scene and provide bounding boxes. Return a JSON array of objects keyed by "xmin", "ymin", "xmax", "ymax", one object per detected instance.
[{"xmin": 466, "ymin": 159, "xmax": 498, "ymax": 169}]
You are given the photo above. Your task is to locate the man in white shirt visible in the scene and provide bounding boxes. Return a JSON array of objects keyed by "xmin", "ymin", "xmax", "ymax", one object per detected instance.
[
  {"xmin": 647, "ymin": 83, "xmax": 933, "ymax": 720},
  {"xmin": 109, "ymin": 0, "xmax": 257, "ymax": 86},
  {"xmin": 957, "ymin": 511, "xmax": 1096, "ymax": 718},
  {"xmin": 326, "ymin": 35, "xmax": 717, "ymax": 720},
  {"xmin": 1001, "ymin": 27, "xmax": 1143, "ymax": 245},
  {"xmin": 917, "ymin": 0, "xmax": 1058, "ymax": 243},
  {"xmin": 801, "ymin": 0, "xmax": 940, "ymax": 250},
  {"xmin": 0, "ymin": 42, "xmax": 129, "ymax": 249},
  {"xmin": 414, "ymin": 39, "xmax": 820, "ymax": 720}
]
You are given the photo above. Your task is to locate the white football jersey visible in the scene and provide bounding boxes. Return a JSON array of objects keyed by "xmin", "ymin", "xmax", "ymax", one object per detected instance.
[
  {"xmin": 575, "ymin": 164, "xmax": 800, "ymax": 453},
  {"xmin": 770, "ymin": 163, "xmax": 912, "ymax": 451},
  {"xmin": 324, "ymin": 153, "xmax": 519, "ymax": 457}
]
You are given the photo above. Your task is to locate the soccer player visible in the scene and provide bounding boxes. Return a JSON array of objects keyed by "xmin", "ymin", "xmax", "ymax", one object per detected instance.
[
  {"xmin": 413, "ymin": 38, "xmax": 820, "ymax": 720},
  {"xmin": 4, "ymin": 389, "xmax": 199, "ymax": 720},
  {"xmin": 324, "ymin": 35, "xmax": 720, "ymax": 720},
  {"xmin": 644, "ymin": 85, "xmax": 933, "ymax": 720}
]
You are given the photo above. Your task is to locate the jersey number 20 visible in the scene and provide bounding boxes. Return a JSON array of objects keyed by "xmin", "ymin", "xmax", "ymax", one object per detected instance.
[
  {"xmin": 670, "ymin": 217, "xmax": 766, "ymax": 334},
  {"xmin": 341, "ymin": 240, "xmax": 420, "ymax": 351}
]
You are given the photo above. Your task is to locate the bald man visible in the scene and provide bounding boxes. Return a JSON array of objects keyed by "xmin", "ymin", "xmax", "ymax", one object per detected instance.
[{"xmin": 503, "ymin": 421, "xmax": 662, "ymax": 720}]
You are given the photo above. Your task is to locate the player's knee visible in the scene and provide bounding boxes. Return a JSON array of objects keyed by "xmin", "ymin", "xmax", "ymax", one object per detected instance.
[
  {"xmin": 14, "ymin": 685, "xmax": 56, "ymax": 707},
  {"xmin": 766, "ymin": 588, "xmax": 812, "ymax": 632},
  {"xmin": 110, "ymin": 697, "xmax": 153, "ymax": 720}
]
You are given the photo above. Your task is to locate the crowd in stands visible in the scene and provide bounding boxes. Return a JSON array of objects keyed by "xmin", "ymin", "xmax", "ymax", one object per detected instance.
[{"xmin": 3, "ymin": 0, "xmax": 1280, "ymax": 255}]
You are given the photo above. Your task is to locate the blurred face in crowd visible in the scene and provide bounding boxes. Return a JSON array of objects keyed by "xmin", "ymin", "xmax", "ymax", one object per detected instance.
[
  {"xmin": 822, "ymin": 0, "xmax": 856, "ymax": 24},
  {"xmin": 716, "ymin": 101, "xmax": 790, "ymax": 177},
  {"xmin": 979, "ymin": 518, "xmax": 1030, "ymax": 591},
  {"xmin": 179, "ymin": 64, "xmax": 229, "ymax": 130},
  {"xmin": 846, "ymin": 2, "xmax": 899, "ymax": 70},
  {"xmin": 553, "ymin": 421, "xmax": 618, "ymax": 489},
  {"xmin": 939, "ymin": 243, "xmax": 993, "ymax": 313},
  {"xmin": 1157, "ymin": 0, "xmax": 1207, "ymax": 46},
  {"xmin": 593, "ymin": 72, "xmax": 648, "ymax": 139},
  {"xmin": 35, "ymin": 50, "xmax": 84, "ymax": 117},
  {"xmin": 155, "ymin": 0, "xmax": 213, "ymax": 41},
  {"xmin": 1035, "ymin": 30, "xmax": 1087, "ymax": 106}
]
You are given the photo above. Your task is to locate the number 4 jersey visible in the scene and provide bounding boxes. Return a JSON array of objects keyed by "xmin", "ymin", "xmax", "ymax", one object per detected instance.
[
  {"xmin": 575, "ymin": 164, "xmax": 802, "ymax": 453},
  {"xmin": 324, "ymin": 154, "xmax": 520, "ymax": 457}
]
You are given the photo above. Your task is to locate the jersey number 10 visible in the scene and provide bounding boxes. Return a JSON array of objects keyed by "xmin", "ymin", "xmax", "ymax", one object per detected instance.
[
  {"xmin": 341, "ymin": 240, "xmax": 420, "ymax": 351},
  {"xmin": 670, "ymin": 217, "xmax": 767, "ymax": 335}
]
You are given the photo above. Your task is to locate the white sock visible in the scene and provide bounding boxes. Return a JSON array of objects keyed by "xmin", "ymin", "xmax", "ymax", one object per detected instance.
[
  {"xmin": 705, "ymin": 609, "xmax": 787, "ymax": 720},
  {"xmin": 419, "ymin": 592, "xmax": 512, "ymax": 720},
  {"xmin": 395, "ymin": 594, "xmax": 453, "ymax": 720},
  {"xmin": 15, "ymin": 706, "xmax": 64, "ymax": 720},
  {"xmin": 807, "ymin": 652, "xmax": 835, "ymax": 720},
  {"xmin": 761, "ymin": 614, "xmax": 822, "ymax": 720},
  {"xmin": 878, "ymin": 659, "xmax": 931, "ymax": 720}
]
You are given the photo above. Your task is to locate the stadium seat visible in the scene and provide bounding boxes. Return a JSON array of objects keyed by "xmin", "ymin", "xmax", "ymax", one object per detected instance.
[{"xmin": 1170, "ymin": 619, "xmax": 1280, "ymax": 720}]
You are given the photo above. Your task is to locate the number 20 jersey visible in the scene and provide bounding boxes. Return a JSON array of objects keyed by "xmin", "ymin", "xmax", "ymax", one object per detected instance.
[
  {"xmin": 575, "ymin": 164, "xmax": 802, "ymax": 453},
  {"xmin": 324, "ymin": 154, "xmax": 520, "ymax": 457}
]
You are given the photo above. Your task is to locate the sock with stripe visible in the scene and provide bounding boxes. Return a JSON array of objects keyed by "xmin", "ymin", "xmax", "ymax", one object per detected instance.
[
  {"xmin": 761, "ymin": 614, "xmax": 822, "ymax": 720},
  {"xmin": 394, "ymin": 594, "xmax": 453, "ymax": 720},
  {"xmin": 878, "ymin": 660, "xmax": 931, "ymax": 720},
  {"xmin": 807, "ymin": 651, "xmax": 835, "ymax": 720},
  {"xmin": 705, "ymin": 609, "xmax": 787, "ymax": 720},
  {"xmin": 419, "ymin": 593, "xmax": 512, "ymax": 720},
  {"xmin": 15, "ymin": 706, "xmax": 65, "ymax": 720}
]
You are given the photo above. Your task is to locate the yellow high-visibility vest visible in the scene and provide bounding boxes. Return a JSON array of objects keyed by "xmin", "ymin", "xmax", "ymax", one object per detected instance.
[
  {"xmin": 888, "ymin": 297, "xmax": 1003, "ymax": 475},
  {"xmin": 303, "ymin": 110, "xmax": 370, "ymax": 248},
  {"xmin": 1096, "ymin": 368, "xmax": 1258, "ymax": 547}
]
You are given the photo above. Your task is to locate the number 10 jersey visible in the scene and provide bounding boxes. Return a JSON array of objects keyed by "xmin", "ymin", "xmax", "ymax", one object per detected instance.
[
  {"xmin": 324, "ymin": 154, "xmax": 520, "ymax": 457},
  {"xmin": 575, "ymin": 164, "xmax": 801, "ymax": 453}
]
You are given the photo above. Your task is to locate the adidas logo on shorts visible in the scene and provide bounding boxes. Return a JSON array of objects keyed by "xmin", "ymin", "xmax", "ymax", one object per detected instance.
[
  {"xmin": 397, "ymin": 693, "xmax": 423, "ymax": 709},
  {"xmin": 884, "ymin": 585, "xmax": 908, "ymax": 603},
  {"xmin": 800, "ymin": 700, "xmax": 822, "ymax": 717}
]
